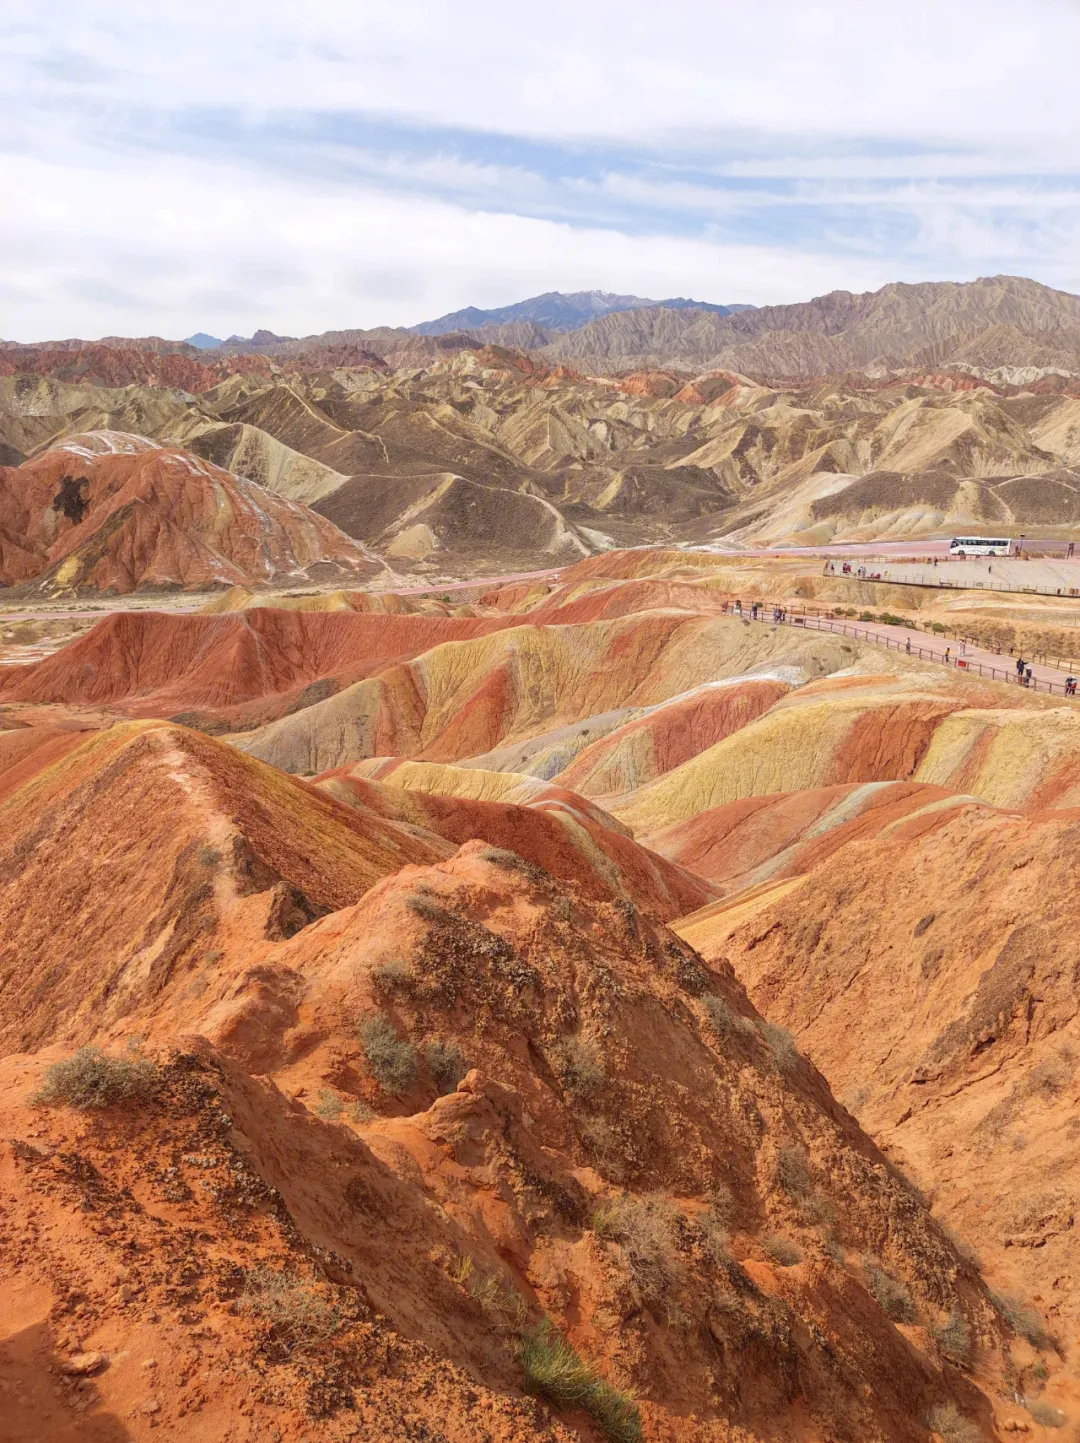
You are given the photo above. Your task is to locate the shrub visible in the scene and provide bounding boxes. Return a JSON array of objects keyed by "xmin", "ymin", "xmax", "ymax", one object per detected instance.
[
  {"xmin": 424, "ymin": 1038, "xmax": 468, "ymax": 1094},
  {"xmin": 926, "ymin": 1402, "xmax": 982, "ymax": 1443},
  {"xmin": 359, "ymin": 1012, "xmax": 419, "ymax": 1095},
  {"xmin": 313, "ymin": 1089, "xmax": 343, "ymax": 1120},
  {"xmin": 31, "ymin": 1046, "xmax": 158, "ymax": 1111},
  {"xmin": 1026, "ymin": 1399, "xmax": 1065, "ymax": 1428},
  {"xmin": 702, "ymin": 994, "xmax": 756, "ymax": 1042},
  {"xmin": 239, "ymin": 1264, "xmax": 341, "ymax": 1349},
  {"xmin": 775, "ymin": 1145, "xmax": 812, "ymax": 1198},
  {"xmin": 555, "ymin": 1035, "xmax": 606, "ymax": 1099},
  {"xmin": 196, "ymin": 844, "xmax": 221, "ymax": 868},
  {"xmin": 758, "ymin": 1020, "xmax": 799, "ymax": 1072},
  {"xmin": 406, "ymin": 894, "xmax": 452, "ymax": 923},
  {"xmin": 866, "ymin": 1265, "xmax": 917, "ymax": 1323},
  {"xmin": 479, "ymin": 847, "xmax": 545, "ymax": 883},
  {"xmin": 990, "ymin": 1290, "xmax": 1055, "ymax": 1350},
  {"xmin": 371, "ymin": 958, "xmax": 413, "ymax": 995},
  {"xmin": 763, "ymin": 1234, "xmax": 803, "ymax": 1267},
  {"xmin": 930, "ymin": 1311, "xmax": 973, "ymax": 1367},
  {"xmin": 521, "ymin": 1321, "xmax": 642, "ymax": 1443},
  {"xmin": 348, "ymin": 1099, "xmax": 376, "ymax": 1123},
  {"xmin": 591, "ymin": 1194, "xmax": 680, "ymax": 1305}
]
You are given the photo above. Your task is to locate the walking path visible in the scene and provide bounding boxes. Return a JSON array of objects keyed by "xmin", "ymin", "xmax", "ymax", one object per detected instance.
[
  {"xmin": 823, "ymin": 555, "xmax": 1080, "ymax": 598},
  {"xmin": 740, "ymin": 605, "xmax": 1079, "ymax": 698}
]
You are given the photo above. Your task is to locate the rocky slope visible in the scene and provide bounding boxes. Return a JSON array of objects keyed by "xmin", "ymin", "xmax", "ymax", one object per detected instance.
[{"xmin": 0, "ymin": 432, "xmax": 389, "ymax": 595}]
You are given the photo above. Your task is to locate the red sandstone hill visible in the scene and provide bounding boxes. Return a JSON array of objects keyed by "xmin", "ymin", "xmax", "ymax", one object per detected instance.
[
  {"xmin": 0, "ymin": 748, "xmax": 1018, "ymax": 1439},
  {"xmin": 0, "ymin": 344, "xmax": 279, "ymax": 392},
  {"xmin": 0, "ymin": 432, "xmax": 389, "ymax": 595}
]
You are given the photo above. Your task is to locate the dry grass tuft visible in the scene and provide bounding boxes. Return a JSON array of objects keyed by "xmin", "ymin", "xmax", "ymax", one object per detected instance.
[
  {"xmin": 865, "ymin": 1264, "xmax": 917, "ymax": 1323},
  {"xmin": 762, "ymin": 1234, "xmax": 803, "ymax": 1267},
  {"xmin": 239, "ymin": 1265, "xmax": 341, "ymax": 1351},
  {"xmin": 591, "ymin": 1194, "xmax": 681, "ymax": 1306},
  {"xmin": 423, "ymin": 1038, "xmax": 469, "ymax": 1094},
  {"xmin": 359, "ymin": 1012, "xmax": 419, "ymax": 1095},
  {"xmin": 555, "ymin": 1035, "xmax": 606, "ymax": 1099},
  {"xmin": 521, "ymin": 1321, "xmax": 642, "ymax": 1443},
  {"xmin": 31, "ymin": 1046, "xmax": 158, "ymax": 1111},
  {"xmin": 926, "ymin": 1401, "xmax": 982, "ymax": 1443}
]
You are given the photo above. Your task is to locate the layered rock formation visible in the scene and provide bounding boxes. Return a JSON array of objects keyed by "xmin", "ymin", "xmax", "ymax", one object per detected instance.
[
  {"xmin": 0, "ymin": 432, "xmax": 388, "ymax": 595},
  {"xmin": 8, "ymin": 548, "xmax": 1080, "ymax": 1439}
]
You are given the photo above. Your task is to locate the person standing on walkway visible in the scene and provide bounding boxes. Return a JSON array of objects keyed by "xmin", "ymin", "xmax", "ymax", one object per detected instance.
[
  {"xmin": 905, "ymin": 637, "xmax": 911, "ymax": 654},
  {"xmin": 1016, "ymin": 655, "xmax": 1026, "ymax": 679},
  {"xmin": 1025, "ymin": 666, "xmax": 1033, "ymax": 687},
  {"xmin": 945, "ymin": 647, "xmax": 951, "ymax": 663},
  {"xmin": 1067, "ymin": 676, "xmax": 1077, "ymax": 696},
  {"xmin": 1069, "ymin": 542, "xmax": 1075, "ymax": 560}
]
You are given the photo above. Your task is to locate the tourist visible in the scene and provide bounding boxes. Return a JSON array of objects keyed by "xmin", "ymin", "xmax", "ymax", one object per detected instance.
[
  {"xmin": 1025, "ymin": 666, "xmax": 1033, "ymax": 687},
  {"xmin": 945, "ymin": 647, "xmax": 951, "ymax": 663},
  {"xmin": 1016, "ymin": 655, "xmax": 1025, "ymax": 678}
]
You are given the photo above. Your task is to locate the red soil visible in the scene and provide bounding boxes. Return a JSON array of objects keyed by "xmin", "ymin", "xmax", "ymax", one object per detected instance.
[{"xmin": 0, "ymin": 437, "xmax": 385, "ymax": 595}]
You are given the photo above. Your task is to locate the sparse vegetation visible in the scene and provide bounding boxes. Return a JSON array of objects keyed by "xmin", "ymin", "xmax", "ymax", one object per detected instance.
[
  {"xmin": 930, "ymin": 1311, "xmax": 973, "ymax": 1367},
  {"xmin": 239, "ymin": 1264, "xmax": 342, "ymax": 1349},
  {"xmin": 591, "ymin": 1194, "xmax": 681, "ymax": 1305},
  {"xmin": 555, "ymin": 1034, "xmax": 606, "ymax": 1099},
  {"xmin": 702, "ymin": 993, "xmax": 756, "ymax": 1042},
  {"xmin": 762, "ymin": 1234, "xmax": 803, "ymax": 1267},
  {"xmin": 521, "ymin": 1321, "xmax": 642, "ymax": 1443},
  {"xmin": 775, "ymin": 1145, "xmax": 812, "ymax": 1198},
  {"xmin": 1026, "ymin": 1398, "xmax": 1065, "ymax": 1428},
  {"xmin": 348, "ymin": 1099, "xmax": 376, "ymax": 1123},
  {"xmin": 423, "ymin": 1038, "xmax": 468, "ymax": 1094},
  {"xmin": 865, "ymin": 1264, "xmax": 917, "ymax": 1323},
  {"xmin": 359, "ymin": 1011, "xmax": 419, "ymax": 1095},
  {"xmin": 31, "ymin": 1045, "xmax": 158, "ymax": 1110},
  {"xmin": 313, "ymin": 1089, "xmax": 343, "ymax": 1120},
  {"xmin": 758, "ymin": 1019, "xmax": 799, "ymax": 1072},
  {"xmin": 926, "ymin": 1401, "xmax": 982, "ymax": 1443},
  {"xmin": 371, "ymin": 957, "xmax": 414, "ymax": 995},
  {"xmin": 406, "ymin": 893, "xmax": 452, "ymax": 923},
  {"xmin": 449, "ymin": 1254, "xmax": 527, "ymax": 1329},
  {"xmin": 479, "ymin": 846, "xmax": 545, "ymax": 883},
  {"xmin": 196, "ymin": 843, "xmax": 222, "ymax": 868},
  {"xmin": 990, "ymin": 1289, "xmax": 1055, "ymax": 1350}
]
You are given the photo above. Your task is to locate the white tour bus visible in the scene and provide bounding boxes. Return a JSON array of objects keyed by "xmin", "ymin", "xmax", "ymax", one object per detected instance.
[{"xmin": 949, "ymin": 536, "xmax": 1013, "ymax": 557}]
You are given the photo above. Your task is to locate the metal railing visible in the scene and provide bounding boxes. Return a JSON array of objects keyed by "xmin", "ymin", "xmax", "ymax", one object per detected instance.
[
  {"xmin": 823, "ymin": 562, "xmax": 1080, "ymax": 600},
  {"xmin": 727, "ymin": 603, "xmax": 1079, "ymax": 698}
]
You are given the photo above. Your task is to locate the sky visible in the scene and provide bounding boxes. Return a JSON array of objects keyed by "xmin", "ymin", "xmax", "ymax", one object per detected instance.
[{"xmin": 4, "ymin": 0, "xmax": 1080, "ymax": 341}]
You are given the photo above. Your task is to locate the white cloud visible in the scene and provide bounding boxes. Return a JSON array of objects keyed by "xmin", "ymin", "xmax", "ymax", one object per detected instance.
[
  {"xmin": 1, "ymin": 148, "xmax": 921, "ymax": 339},
  {"xmin": 2, "ymin": 0, "xmax": 1079, "ymax": 339}
]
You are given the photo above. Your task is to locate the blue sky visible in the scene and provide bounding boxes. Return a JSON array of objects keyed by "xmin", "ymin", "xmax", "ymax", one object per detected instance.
[{"xmin": 4, "ymin": 0, "xmax": 1080, "ymax": 340}]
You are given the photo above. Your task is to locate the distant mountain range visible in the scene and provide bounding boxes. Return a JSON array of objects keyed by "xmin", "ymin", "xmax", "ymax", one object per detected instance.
[
  {"xmin": 13, "ymin": 276, "xmax": 1080, "ymax": 383},
  {"xmin": 409, "ymin": 289, "xmax": 754, "ymax": 336}
]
